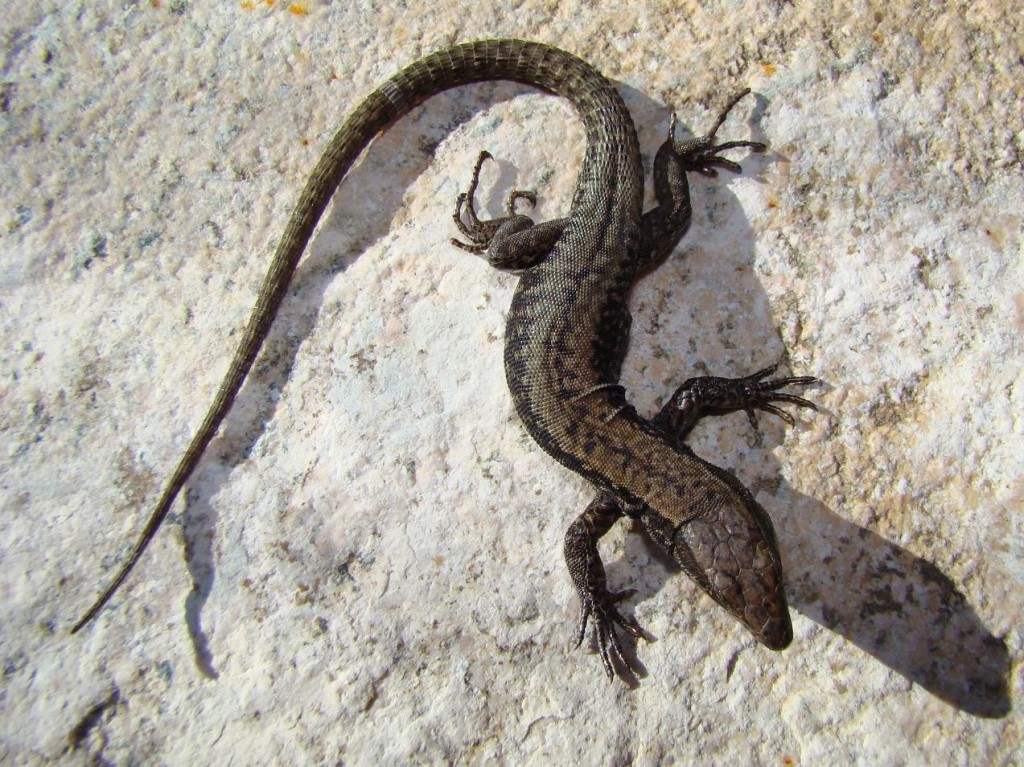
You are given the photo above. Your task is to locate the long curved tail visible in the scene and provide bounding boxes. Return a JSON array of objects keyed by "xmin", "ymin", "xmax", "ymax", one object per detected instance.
[{"xmin": 71, "ymin": 40, "xmax": 628, "ymax": 632}]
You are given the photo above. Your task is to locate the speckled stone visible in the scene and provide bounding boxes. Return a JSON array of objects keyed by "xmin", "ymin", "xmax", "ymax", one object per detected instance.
[{"xmin": 1, "ymin": 2, "xmax": 1020, "ymax": 764}]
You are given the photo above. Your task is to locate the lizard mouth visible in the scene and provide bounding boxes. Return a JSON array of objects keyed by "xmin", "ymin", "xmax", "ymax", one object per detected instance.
[{"xmin": 755, "ymin": 596, "xmax": 794, "ymax": 650}]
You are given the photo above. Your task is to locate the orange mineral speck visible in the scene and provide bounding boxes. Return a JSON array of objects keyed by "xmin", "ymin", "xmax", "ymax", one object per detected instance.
[
  {"xmin": 761, "ymin": 63, "xmax": 776, "ymax": 76},
  {"xmin": 288, "ymin": 2, "xmax": 309, "ymax": 14}
]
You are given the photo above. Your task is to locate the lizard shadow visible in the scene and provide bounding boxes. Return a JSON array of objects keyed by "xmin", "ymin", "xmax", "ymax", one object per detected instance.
[
  {"xmin": 599, "ymin": 101, "xmax": 1009, "ymax": 715},
  {"xmin": 784, "ymin": 490, "xmax": 1011, "ymax": 719}
]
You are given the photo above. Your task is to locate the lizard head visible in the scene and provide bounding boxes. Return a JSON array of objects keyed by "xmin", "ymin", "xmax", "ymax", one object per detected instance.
[{"xmin": 640, "ymin": 488, "xmax": 793, "ymax": 651}]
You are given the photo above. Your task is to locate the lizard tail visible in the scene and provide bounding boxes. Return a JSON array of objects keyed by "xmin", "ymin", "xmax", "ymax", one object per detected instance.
[{"xmin": 71, "ymin": 40, "xmax": 624, "ymax": 633}]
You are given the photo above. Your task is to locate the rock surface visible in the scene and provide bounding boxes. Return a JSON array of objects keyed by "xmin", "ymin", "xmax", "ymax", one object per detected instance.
[{"xmin": 1, "ymin": 2, "xmax": 1020, "ymax": 764}]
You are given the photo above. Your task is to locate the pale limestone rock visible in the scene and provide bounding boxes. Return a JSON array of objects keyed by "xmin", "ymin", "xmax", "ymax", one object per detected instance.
[{"xmin": 0, "ymin": 2, "xmax": 1020, "ymax": 764}]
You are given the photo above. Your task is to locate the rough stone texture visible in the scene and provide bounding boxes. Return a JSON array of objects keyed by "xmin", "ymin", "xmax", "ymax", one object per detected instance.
[{"xmin": 1, "ymin": 2, "xmax": 1021, "ymax": 764}]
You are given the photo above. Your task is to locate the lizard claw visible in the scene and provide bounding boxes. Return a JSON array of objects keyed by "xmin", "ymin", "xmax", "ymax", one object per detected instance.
[
  {"xmin": 669, "ymin": 89, "xmax": 766, "ymax": 177},
  {"xmin": 450, "ymin": 150, "xmax": 542, "ymax": 262},
  {"xmin": 575, "ymin": 586, "xmax": 646, "ymax": 679}
]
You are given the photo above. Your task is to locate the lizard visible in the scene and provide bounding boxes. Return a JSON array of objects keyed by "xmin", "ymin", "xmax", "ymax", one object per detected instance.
[{"xmin": 71, "ymin": 39, "xmax": 817, "ymax": 678}]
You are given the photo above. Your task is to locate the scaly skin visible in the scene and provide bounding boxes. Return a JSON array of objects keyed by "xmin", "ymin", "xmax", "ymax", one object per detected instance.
[{"xmin": 72, "ymin": 40, "xmax": 817, "ymax": 681}]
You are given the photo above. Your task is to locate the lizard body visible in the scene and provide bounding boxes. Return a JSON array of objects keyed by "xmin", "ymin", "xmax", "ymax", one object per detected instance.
[{"xmin": 73, "ymin": 40, "xmax": 816, "ymax": 677}]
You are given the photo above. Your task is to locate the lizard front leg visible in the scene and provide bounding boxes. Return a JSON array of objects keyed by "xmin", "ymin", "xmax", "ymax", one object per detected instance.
[
  {"xmin": 563, "ymin": 492, "xmax": 646, "ymax": 679},
  {"xmin": 655, "ymin": 364, "xmax": 818, "ymax": 442}
]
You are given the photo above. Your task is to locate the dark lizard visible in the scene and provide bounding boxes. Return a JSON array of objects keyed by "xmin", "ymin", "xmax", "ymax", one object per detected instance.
[{"xmin": 72, "ymin": 39, "xmax": 817, "ymax": 678}]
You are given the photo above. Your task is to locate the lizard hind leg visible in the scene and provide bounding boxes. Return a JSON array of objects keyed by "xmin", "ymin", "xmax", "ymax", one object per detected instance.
[
  {"xmin": 636, "ymin": 89, "xmax": 767, "ymax": 273},
  {"xmin": 671, "ymin": 89, "xmax": 767, "ymax": 178},
  {"xmin": 449, "ymin": 150, "xmax": 566, "ymax": 270}
]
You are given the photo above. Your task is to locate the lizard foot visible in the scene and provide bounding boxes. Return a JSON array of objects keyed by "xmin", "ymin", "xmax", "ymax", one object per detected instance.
[
  {"xmin": 669, "ymin": 89, "xmax": 766, "ymax": 177},
  {"xmin": 657, "ymin": 364, "xmax": 818, "ymax": 439},
  {"xmin": 575, "ymin": 585, "xmax": 646, "ymax": 680},
  {"xmin": 450, "ymin": 150, "xmax": 536, "ymax": 253}
]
